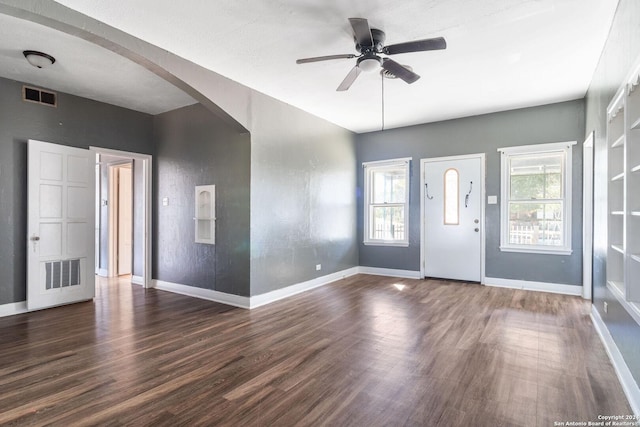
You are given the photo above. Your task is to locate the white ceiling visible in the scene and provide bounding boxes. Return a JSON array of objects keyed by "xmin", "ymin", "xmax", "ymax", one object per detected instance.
[
  {"xmin": 5, "ymin": 1, "xmax": 620, "ymax": 132},
  {"xmin": 0, "ymin": 12, "xmax": 196, "ymax": 115}
]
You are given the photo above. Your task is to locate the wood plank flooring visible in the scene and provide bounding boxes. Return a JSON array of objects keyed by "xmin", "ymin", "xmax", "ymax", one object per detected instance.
[{"xmin": 0, "ymin": 275, "xmax": 631, "ymax": 426}]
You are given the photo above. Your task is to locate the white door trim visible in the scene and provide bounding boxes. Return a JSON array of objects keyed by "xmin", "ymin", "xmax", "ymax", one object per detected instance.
[
  {"xmin": 91, "ymin": 146, "xmax": 152, "ymax": 288},
  {"xmin": 583, "ymin": 132, "xmax": 594, "ymax": 300},
  {"xmin": 420, "ymin": 153, "xmax": 486, "ymax": 283}
]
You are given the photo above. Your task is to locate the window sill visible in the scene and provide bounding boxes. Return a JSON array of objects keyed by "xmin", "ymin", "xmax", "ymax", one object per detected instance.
[
  {"xmin": 364, "ymin": 241, "xmax": 409, "ymax": 247},
  {"xmin": 499, "ymin": 245, "xmax": 572, "ymax": 256}
]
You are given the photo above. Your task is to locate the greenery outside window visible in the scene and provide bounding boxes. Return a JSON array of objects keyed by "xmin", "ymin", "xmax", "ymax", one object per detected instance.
[
  {"xmin": 363, "ymin": 158, "xmax": 410, "ymax": 246},
  {"xmin": 498, "ymin": 142, "xmax": 576, "ymax": 255}
]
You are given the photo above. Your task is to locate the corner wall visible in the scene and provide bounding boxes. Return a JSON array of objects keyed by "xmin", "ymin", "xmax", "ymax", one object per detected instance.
[
  {"xmin": 356, "ymin": 100, "xmax": 585, "ymax": 287},
  {"xmin": 249, "ymin": 91, "xmax": 358, "ymax": 296},
  {"xmin": 153, "ymin": 103, "xmax": 251, "ymax": 296}
]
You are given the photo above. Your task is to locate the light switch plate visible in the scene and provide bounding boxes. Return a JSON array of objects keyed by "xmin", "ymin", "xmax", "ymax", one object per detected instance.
[
  {"xmin": 162, "ymin": 197, "xmax": 169, "ymax": 206},
  {"xmin": 487, "ymin": 195, "xmax": 498, "ymax": 205}
]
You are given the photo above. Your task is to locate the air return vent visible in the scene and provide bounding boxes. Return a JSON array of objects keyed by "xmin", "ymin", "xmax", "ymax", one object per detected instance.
[
  {"xmin": 22, "ymin": 85, "xmax": 57, "ymax": 107},
  {"xmin": 45, "ymin": 259, "xmax": 81, "ymax": 289}
]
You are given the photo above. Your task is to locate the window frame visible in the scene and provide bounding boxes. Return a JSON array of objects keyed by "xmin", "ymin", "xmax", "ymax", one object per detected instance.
[
  {"xmin": 363, "ymin": 158, "xmax": 411, "ymax": 247},
  {"xmin": 498, "ymin": 141, "xmax": 576, "ymax": 255},
  {"xmin": 443, "ymin": 168, "xmax": 460, "ymax": 225}
]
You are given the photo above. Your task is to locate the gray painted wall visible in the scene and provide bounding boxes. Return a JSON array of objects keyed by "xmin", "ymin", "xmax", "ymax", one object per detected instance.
[
  {"xmin": 585, "ymin": 0, "xmax": 640, "ymax": 385},
  {"xmin": 0, "ymin": 76, "xmax": 153, "ymax": 305},
  {"xmin": 153, "ymin": 103, "xmax": 251, "ymax": 296},
  {"xmin": 357, "ymin": 100, "xmax": 585, "ymax": 287},
  {"xmin": 248, "ymin": 91, "xmax": 358, "ymax": 296}
]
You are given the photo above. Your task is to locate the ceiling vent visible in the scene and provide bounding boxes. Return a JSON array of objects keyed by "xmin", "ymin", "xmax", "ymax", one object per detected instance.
[{"xmin": 22, "ymin": 85, "xmax": 57, "ymax": 107}]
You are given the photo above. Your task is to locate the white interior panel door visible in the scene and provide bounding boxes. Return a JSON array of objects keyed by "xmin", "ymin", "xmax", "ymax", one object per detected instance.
[
  {"xmin": 424, "ymin": 156, "xmax": 482, "ymax": 282},
  {"xmin": 28, "ymin": 140, "xmax": 95, "ymax": 311},
  {"xmin": 117, "ymin": 166, "xmax": 132, "ymax": 275}
]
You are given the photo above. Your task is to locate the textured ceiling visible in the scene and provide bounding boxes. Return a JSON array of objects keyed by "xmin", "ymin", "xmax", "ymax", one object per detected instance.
[
  {"xmin": 0, "ymin": 12, "xmax": 196, "ymax": 115},
  {"xmin": 9, "ymin": 1, "xmax": 620, "ymax": 132}
]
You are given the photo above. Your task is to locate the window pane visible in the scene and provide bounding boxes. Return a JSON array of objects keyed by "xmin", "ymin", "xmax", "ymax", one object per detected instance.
[
  {"xmin": 508, "ymin": 202, "xmax": 563, "ymax": 246},
  {"xmin": 444, "ymin": 168, "xmax": 459, "ymax": 225},
  {"xmin": 510, "ymin": 153, "xmax": 562, "ymax": 200},
  {"xmin": 372, "ymin": 167, "xmax": 406, "ymax": 203},
  {"xmin": 370, "ymin": 206, "xmax": 405, "ymax": 241}
]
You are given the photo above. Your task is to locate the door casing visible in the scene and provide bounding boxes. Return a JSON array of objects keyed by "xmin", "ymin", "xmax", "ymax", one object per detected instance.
[
  {"xmin": 91, "ymin": 147, "xmax": 152, "ymax": 288},
  {"xmin": 420, "ymin": 153, "xmax": 486, "ymax": 282},
  {"xmin": 583, "ymin": 132, "xmax": 594, "ymax": 300}
]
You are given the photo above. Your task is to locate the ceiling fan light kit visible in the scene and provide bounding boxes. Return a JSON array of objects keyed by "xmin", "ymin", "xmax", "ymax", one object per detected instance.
[
  {"xmin": 296, "ymin": 17, "xmax": 446, "ymax": 91},
  {"xmin": 357, "ymin": 56, "xmax": 381, "ymax": 72}
]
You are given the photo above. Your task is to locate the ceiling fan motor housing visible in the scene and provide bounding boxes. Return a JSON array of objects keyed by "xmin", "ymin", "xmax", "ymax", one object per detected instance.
[{"xmin": 355, "ymin": 28, "xmax": 386, "ymax": 53}]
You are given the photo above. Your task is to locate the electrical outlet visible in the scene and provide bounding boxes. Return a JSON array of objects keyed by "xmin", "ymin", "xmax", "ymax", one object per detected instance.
[
  {"xmin": 316, "ymin": 264, "xmax": 321, "ymax": 271},
  {"xmin": 603, "ymin": 301, "xmax": 608, "ymax": 314}
]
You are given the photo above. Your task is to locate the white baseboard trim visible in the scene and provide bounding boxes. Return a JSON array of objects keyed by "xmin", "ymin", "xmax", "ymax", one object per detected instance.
[
  {"xmin": 591, "ymin": 305, "xmax": 640, "ymax": 416},
  {"xmin": 151, "ymin": 280, "xmax": 250, "ymax": 309},
  {"xmin": 357, "ymin": 266, "xmax": 422, "ymax": 279},
  {"xmin": 484, "ymin": 277, "xmax": 582, "ymax": 296},
  {"xmin": 131, "ymin": 275, "xmax": 144, "ymax": 286},
  {"xmin": 0, "ymin": 301, "xmax": 28, "ymax": 318},
  {"xmin": 97, "ymin": 268, "xmax": 108, "ymax": 277},
  {"xmin": 250, "ymin": 267, "xmax": 359, "ymax": 309}
]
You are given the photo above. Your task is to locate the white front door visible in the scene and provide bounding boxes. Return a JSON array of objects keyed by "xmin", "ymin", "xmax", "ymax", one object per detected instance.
[
  {"xmin": 28, "ymin": 140, "xmax": 95, "ymax": 311},
  {"xmin": 422, "ymin": 155, "xmax": 483, "ymax": 282}
]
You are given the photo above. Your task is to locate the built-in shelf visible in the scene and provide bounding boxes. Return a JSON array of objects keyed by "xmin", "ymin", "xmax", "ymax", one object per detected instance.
[
  {"xmin": 611, "ymin": 134, "xmax": 625, "ymax": 148},
  {"xmin": 611, "ymin": 244, "xmax": 625, "ymax": 254},
  {"xmin": 611, "ymin": 172, "xmax": 625, "ymax": 181},
  {"xmin": 607, "ymin": 65, "xmax": 640, "ymax": 318},
  {"xmin": 607, "ymin": 280, "xmax": 625, "ymax": 295}
]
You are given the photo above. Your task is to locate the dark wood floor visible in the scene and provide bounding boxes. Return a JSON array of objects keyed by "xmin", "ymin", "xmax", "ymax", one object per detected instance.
[{"xmin": 0, "ymin": 275, "xmax": 630, "ymax": 426}]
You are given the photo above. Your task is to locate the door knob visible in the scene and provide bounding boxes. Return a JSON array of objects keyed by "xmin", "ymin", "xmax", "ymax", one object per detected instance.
[
  {"xmin": 30, "ymin": 235, "xmax": 40, "ymax": 253},
  {"xmin": 474, "ymin": 219, "xmax": 479, "ymax": 224},
  {"xmin": 474, "ymin": 228, "xmax": 479, "ymax": 232}
]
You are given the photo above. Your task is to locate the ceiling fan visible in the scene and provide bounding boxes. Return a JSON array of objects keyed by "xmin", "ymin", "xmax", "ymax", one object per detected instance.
[{"xmin": 296, "ymin": 18, "xmax": 446, "ymax": 91}]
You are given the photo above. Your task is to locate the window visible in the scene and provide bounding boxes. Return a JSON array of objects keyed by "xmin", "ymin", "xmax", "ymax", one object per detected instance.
[
  {"xmin": 498, "ymin": 142, "xmax": 576, "ymax": 255},
  {"xmin": 363, "ymin": 158, "xmax": 410, "ymax": 246},
  {"xmin": 444, "ymin": 168, "xmax": 459, "ymax": 225}
]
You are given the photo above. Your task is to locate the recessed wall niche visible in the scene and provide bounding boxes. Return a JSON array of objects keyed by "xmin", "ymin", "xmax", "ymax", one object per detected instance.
[{"xmin": 195, "ymin": 185, "xmax": 215, "ymax": 244}]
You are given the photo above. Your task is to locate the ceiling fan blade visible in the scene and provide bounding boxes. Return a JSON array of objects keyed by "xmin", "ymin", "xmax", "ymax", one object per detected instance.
[
  {"xmin": 337, "ymin": 66, "xmax": 362, "ymax": 91},
  {"xmin": 296, "ymin": 54, "xmax": 356, "ymax": 64},
  {"xmin": 382, "ymin": 59, "xmax": 420, "ymax": 84},
  {"xmin": 384, "ymin": 37, "xmax": 447, "ymax": 55},
  {"xmin": 349, "ymin": 18, "xmax": 373, "ymax": 47}
]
